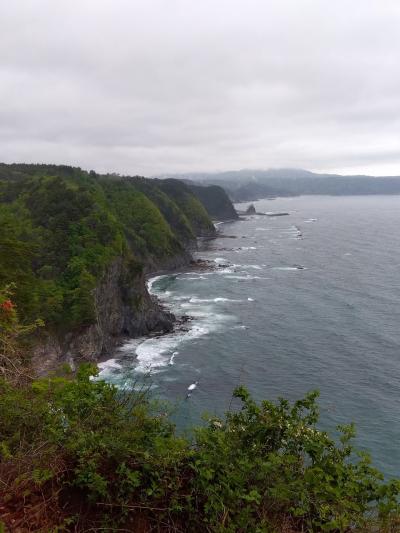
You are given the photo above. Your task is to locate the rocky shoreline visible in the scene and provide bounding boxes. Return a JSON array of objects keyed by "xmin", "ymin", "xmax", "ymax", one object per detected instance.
[
  {"xmin": 31, "ymin": 248, "xmax": 219, "ymax": 376},
  {"xmin": 97, "ymin": 253, "xmax": 222, "ymax": 371}
]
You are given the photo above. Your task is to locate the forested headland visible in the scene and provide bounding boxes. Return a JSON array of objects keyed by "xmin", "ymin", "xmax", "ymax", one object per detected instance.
[{"xmin": 0, "ymin": 163, "xmax": 225, "ymax": 371}]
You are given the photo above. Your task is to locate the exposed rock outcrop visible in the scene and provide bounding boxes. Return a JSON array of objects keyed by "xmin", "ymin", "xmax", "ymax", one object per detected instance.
[
  {"xmin": 32, "ymin": 253, "xmax": 192, "ymax": 375},
  {"xmin": 245, "ymin": 204, "xmax": 256, "ymax": 214}
]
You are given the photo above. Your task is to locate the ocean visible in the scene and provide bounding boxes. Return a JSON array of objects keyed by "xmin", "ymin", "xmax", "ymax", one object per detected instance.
[{"xmin": 99, "ymin": 195, "xmax": 400, "ymax": 478}]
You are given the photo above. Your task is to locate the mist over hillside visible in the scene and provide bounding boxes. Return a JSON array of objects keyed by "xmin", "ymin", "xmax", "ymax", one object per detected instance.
[{"xmin": 158, "ymin": 169, "xmax": 400, "ymax": 201}]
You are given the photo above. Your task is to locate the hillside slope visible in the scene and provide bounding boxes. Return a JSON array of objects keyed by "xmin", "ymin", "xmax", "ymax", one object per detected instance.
[
  {"xmin": 187, "ymin": 183, "xmax": 238, "ymax": 220},
  {"xmin": 0, "ymin": 164, "xmax": 221, "ymax": 372}
]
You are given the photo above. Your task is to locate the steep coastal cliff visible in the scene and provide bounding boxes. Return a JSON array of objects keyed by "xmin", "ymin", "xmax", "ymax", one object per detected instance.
[
  {"xmin": 0, "ymin": 163, "xmax": 227, "ymax": 372},
  {"xmin": 31, "ymin": 257, "xmax": 176, "ymax": 374},
  {"xmin": 187, "ymin": 182, "xmax": 239, "ymax": 220}
]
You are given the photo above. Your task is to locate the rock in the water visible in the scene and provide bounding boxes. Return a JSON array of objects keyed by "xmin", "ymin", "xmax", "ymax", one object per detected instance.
[{"xmin": 245, "ymin": 204, "xmax": 257, "ymax": 214}]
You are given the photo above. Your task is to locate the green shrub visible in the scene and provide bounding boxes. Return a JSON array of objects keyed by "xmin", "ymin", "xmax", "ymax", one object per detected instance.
[
  {"xmin": 0, "ymin": 370, "xmax": 398, "ymax": 531},
  {"xmin": 192, "ymin": 387, "xmax": 400, "ymax": 531}
]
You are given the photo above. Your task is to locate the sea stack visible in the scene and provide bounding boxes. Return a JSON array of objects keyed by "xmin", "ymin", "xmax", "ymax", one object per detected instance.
[{"xmin": 245, "ymin": 203, "xmax": 256, "ymax": 214}]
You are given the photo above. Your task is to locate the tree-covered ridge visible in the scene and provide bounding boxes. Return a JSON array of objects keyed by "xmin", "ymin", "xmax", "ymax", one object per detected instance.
[
  {"xmin": 155, "ymin": 178, "xmax": 216, "ymax": 236},
  {"xmin": 128, "ymin": 176, "xmax": 197, "ymax": 245},
  {"xmin": 0, "ymin": 164, "xmax": 215, "ymax": 331},
  {"xmin": 188, "ymin": 182, "xmax": 239, "ymax": 220}
]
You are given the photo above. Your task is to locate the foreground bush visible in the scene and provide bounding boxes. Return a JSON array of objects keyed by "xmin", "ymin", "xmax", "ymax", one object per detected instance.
[
  {"xmin": 0, "ymin": 365, "xmax": 399, "ymax": 532},
  {"xmin": 0, "ymin": 288, "xmax": 398, "ymax": 530}
]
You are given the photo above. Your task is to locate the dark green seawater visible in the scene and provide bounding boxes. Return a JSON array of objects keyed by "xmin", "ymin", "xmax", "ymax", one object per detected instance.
[{"xmin": 99, "ymin": 195, "xmax": 400, "ymax": 477}]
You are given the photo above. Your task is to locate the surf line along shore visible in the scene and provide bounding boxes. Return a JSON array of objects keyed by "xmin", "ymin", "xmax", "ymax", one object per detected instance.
[
  {"xmin": 96, "ymin": 257, "xmax": 223, "ymax": 388},
  {"xmin": 137, "ymin": 258, "xmax": 220, "ymax": 376},
  {"xmin": 97, "ymin": 221, "xmax": 241, "ymax": 390},
  {"xmin": 139, "ymin": 220, "xmax": 238, "ymax": 358}
]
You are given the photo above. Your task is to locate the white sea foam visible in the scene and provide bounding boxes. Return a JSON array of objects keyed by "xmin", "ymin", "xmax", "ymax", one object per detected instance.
[
  {"xmin": 134, "ymin": 323, "xmax": 212, "ymax": 374},
  {"xmin": 189, "ymin": 297, "xmax": 242, "ymax": 303},
  {"xmin": 147, "ymin": 274, "xmax": 168, "ymax": 294},
  {"xmin": 182, "ymin": 271, "xmax": 214, "ymax": 277},
  {"xmin": 224, "ymin": 274, "xmax": 267, "ymax": 280},
  {"xmin": 214, "ymin": 297, "xmax": 242, "ymax": 303},
  {"xmin": 168, "ymin": 351, "xmax": 178, "ymax": 365},
  {"xmin": 96, "ymin": 358, "xmax": 123, "ymax": 381},
  {"xmin": 235, "ymin": 246, "xmax": 257, "ymax": 251},
  {"xmin": 177, "ymin": 273, "xmax": 208, "ymax": 280},
  {"xmin": 233, "ymin": 264, "xmax": 262, "ymax": 270},
  {"xmin": 272, "ymin": 266, "xmax": 305, "ymax": 271},
  {"xmin": 134, "ymin": 339, "xmax": 178, "ymax": 374},
  {"xmin": 98, "ymin": 358, "xmax": 122, "ymax": 371},
  {"xmin": 189, "ymin": 297, "xmax": 211, "ymax": 303},
  {"xmin": 216, "ymin": 267, "xmax": 235, "ymax": 274},
  {"xmin": 119, "ymin": 258, "xmax": 240, "ymax": 376}
]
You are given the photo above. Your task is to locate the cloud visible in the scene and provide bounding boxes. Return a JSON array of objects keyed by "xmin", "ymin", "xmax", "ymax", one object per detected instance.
[{"xmin": 1, "ymin": 0, "xmax": 400, "ymax": 176}]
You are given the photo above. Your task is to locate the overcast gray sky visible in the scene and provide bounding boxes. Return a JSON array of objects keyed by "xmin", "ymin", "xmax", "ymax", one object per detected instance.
[{"xmin": 1, "ymin": 0, "xmax": 400, "ymax": 176}]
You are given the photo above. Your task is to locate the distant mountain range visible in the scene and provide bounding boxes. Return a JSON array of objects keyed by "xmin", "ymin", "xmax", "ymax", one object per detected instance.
[{"xmin": 156, "ymin": 169, "xmax": 400, "ymax": 202}]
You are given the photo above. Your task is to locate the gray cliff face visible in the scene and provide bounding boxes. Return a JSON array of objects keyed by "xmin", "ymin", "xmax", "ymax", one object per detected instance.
[{"xmin": 32, "ymin": 252, "xmax": 191, "ymax": 375}]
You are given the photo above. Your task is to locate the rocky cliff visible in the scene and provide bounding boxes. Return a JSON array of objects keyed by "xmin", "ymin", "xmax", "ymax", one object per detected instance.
[{"xmin": 31, "ymin": 257, "xmax": 178, "ymax": 375}]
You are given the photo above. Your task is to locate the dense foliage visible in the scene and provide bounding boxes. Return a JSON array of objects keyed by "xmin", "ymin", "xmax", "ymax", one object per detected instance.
[
  {"xmin": 188, "ymin": 183, "xmax": 239, "ymax": 220},
  {"xmin": 0, "ymin": 293, "xmax": 399, "ymax": 532},
  {"xmin": 0, "ymin": 164, "xmax": 215, "ymax": 331},
  {"xmin": 0, "ymin": 284, "xmax": 42, "ymax": 381},
  {"xmin": 0, "ymin": 368, "xmax": 399, "ymax": 531},
  {"xmin": 156, "ymin": 179, "xmax": 216, "ymax": 236}
]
